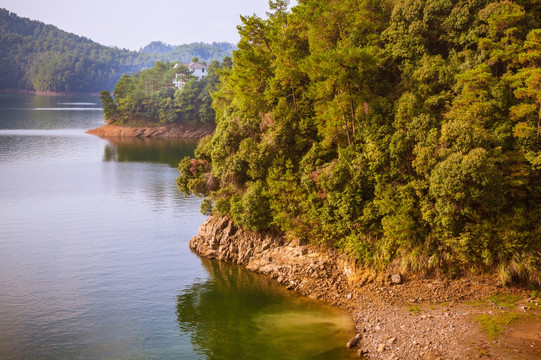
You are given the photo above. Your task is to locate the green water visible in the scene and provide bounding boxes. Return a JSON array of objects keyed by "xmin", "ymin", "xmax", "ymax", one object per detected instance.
[{"xmin": 178, "ymin": 259, "xmax": 357, "ymax": 360}]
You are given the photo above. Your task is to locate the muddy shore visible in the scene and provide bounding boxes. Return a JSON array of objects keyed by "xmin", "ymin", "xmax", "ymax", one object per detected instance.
[
  {"xmin": 190, "ymin": 216, "xmax": 541, "ymax": 359},
  {"xmin": 86, "ymin": 123, "xmax": 214, "ymax": 139}
]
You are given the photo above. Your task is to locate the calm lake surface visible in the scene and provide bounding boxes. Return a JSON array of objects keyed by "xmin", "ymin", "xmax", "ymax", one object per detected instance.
[{"xmin": 0, "ymin": 94, "xmax": 356, "ymax": 359}]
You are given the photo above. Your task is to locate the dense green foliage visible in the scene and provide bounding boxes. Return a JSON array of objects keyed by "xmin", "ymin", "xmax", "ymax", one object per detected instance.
[
  {"xmin": 102, "ymin": 59, "xmax": 231, "ymax": 125},
  {"xmin": 0, "ymin": 9, "xmax": 234, "ymax": 93},
  {"xmin": 177, "ymin": 0, "xmax": 541, "ymax": 285}
]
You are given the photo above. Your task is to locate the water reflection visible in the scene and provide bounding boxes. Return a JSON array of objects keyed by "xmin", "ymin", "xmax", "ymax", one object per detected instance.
[
  {"xmin": 177, "ymin": 258, "xmax": 357, "ymax": 360},
  {"xmin": 0, "ymin": 94, "xmax": 103, "ymax": 130},
  {"xmin": 101, "ymin": 136, "xmax": 199, "ymax": 168}
]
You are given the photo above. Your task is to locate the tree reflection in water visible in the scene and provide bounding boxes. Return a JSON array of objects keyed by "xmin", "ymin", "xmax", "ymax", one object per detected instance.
[
  {"xmin": 102, "ymin": 136, "xmax": 198, "ymax": 167},
  {"xmin": 176, "ymin": 258, "xmax": 358, "ymax": 360}
]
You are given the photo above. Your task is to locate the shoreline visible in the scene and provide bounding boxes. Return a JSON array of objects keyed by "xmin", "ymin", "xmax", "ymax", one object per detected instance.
[
  {"xmin": 86, "ymin": 123, "xmax": 214, "ymax": 139},
  {"xmin": 0, "ymin": 89, "xmax": 101, "ymax": 96},
  {"xmin": 190, "ymin": 216, "xmax": 540, "ymax": 359}
]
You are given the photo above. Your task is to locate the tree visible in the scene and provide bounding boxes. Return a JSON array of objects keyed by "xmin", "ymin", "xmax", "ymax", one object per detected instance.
[
  {"xmin": 509, "ymin": 29, "xmax": 541, "ymax": 140},
  {"xmin": 176, "ymin": 0, "xmax": 541, "ymax": 286},
  {"xmin": 99, "ymin": 90, "xmax": 117, "ymax": 121}
]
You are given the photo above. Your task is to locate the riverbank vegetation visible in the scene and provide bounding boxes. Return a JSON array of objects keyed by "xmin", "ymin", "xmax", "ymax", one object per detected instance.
[
  {"xmin": 177, "ymin": 0, "xmax": 541, "ymax": 286},
  {"xmin": 100, "ymin": 58, "xmax": 232, "ymax": 125},
  {"xmin": 0, "ymin": 8, "xmax": 234, "ymax": 93}
]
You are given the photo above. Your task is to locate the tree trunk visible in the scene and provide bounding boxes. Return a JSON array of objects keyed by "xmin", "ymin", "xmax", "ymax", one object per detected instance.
[
  {"xmin": 347, "ymin": 81, "xmax": 356, "ymax": 144},
  {"xmin": 337, "ymin": 90, "xmax": 351, "ymax": 145},
  {"xmin": 538, "ymin": 101, "xmax": 541, "ymax": 138},
  {"xmin": 288, "ymin": 57, "xmax": 297, "ymax": 112}
]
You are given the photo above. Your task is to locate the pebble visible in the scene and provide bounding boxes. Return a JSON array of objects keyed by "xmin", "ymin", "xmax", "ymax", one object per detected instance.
[
  {"xmin": 346, "ymin": 333, "xmax": 363, "ymax": 348},
  {"xmin": 357, "ymin": 349, "xmax": 367, "ymax": 357},
  {"xmin": 378, "ymin": 344, "xmax": 386, "ymax": 352},
  {"xmin": 391, "ymin": 274, "xmax": 402, "ymax": 284}
]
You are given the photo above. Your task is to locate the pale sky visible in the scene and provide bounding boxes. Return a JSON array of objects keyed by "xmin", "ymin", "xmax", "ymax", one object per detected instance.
[{"xmin": 0, "ymin": 0, "xmax": 297, "ymax": 50}]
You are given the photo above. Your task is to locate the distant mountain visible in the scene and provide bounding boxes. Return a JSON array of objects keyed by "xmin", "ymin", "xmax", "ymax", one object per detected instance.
[
  {"xmin": 139, "ymin": 41, "xmax": 236, "ymax": 64},
  {"xmin": 139, "ymin": 41, "xmax": 175, "ymax": 54},
  {"xmin": 0, "ymin": 9, "xmax": 235, "ymax": 93}
]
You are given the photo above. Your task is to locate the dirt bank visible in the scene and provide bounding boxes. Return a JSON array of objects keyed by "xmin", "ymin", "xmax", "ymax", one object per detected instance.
[
  {"xmin": 190, "ymin": 216, "xmax": 540, "ymax": 359},
  {"xmin": 86, "ymin": 123, "xmax": 214, "ymax": 139}
]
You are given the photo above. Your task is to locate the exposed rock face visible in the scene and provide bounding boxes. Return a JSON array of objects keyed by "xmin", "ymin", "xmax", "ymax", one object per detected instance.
[
  {"xmin": 86, "ymin": 123, "xmax": 214, "ymax": 138},
  {"xmin": 190, "ymin": 216, "xmax": 356, "ymax": 301}
]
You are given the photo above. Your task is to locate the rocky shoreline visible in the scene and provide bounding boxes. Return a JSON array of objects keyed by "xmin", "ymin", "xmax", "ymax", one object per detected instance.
[
  {"xmin": 86, "ymin": 123, "xmax": 214, "ymax": 139},
  {"xmin": 190, "ymin": 216, "xmax": 540, "ymax": 359}
]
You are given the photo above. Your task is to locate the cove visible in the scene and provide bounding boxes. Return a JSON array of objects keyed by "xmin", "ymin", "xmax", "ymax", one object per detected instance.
[{"xmin": 0, "ymin": 94, "xmax": 356, "ymax": 359}]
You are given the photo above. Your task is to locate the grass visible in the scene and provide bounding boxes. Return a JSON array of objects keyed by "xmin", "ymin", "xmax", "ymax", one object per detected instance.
[
  {"xmin": 408, "ymin": 305, "xmax": 420, "ymax": 315},
  {"xmin": 487, "ymin": 293, "xmax": 522, "ymax": 309},
  {"xmin": 466, "ymin": 298, "xmax": 488, "ymax": 307},
  {"xmin": 466, "ymin": 293, "xmax": 522, "ymax": 309},
  {"xmin": 475, "ymin": 312, "xmax": 519, "ymax": 339}
]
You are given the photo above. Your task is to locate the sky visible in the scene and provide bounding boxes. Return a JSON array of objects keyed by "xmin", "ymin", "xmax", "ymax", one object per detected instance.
[{"xmin": 0, "ymin": 0, "xmax": 297, "ymax": 50}]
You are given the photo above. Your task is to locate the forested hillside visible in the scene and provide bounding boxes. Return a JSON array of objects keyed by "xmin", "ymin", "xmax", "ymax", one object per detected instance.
[
  {"xmin": 177, "ymin": 0, "xmax": 541, "ymax": 285},
  {"xmin": 0, "ymin": 9, "xmax": 234, "ymax": 93}
]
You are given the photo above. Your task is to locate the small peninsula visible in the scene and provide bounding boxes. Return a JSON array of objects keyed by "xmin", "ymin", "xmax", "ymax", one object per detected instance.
[
  {"xmin": 177, "ymin": 0, "xmax": 541, "ymax": 358},
  {"xmin": 86, "ymin": 123, "xmax": 214, "ymax": 139},
  {"xmin": 89, "ymin": 59, "xmax": 230, "ymax": 139},
  {"xmin": 87, "ymin": 0, "xmax": 541, "ymax": 358}
]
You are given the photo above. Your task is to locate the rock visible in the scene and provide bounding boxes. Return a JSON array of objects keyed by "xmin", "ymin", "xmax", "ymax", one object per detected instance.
[
  {"xmin": 347, "ymin": 333, "xmax": 363, "ymax": 348},
  {"xmin": 387, "ymin": 337, "xmax": 396, "ymax": 345},
  {"xmin": 357, "ymin": 349, "xmax": 368, "ymax": 357},
  {"xmin": 378, "ymin": 343, "xmax": 386, "ymax": 352},
  {"xmin": 391, "ymin": 274, "xmax": 402, "ymax": 284},
  {"xmin": 286, "ymin": 282, "xmax": 295, "ymax": 290}
]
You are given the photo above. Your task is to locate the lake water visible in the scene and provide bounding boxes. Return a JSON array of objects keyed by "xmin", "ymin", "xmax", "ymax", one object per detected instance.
[{"xmin": 0, "ymin": 94, "xmax": 356, "ymax": 359}]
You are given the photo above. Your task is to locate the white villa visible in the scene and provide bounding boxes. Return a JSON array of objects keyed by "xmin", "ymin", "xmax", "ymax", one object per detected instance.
[{"xmin": 172, "ymin": 62, "xmax": 208, "ymax": 89}]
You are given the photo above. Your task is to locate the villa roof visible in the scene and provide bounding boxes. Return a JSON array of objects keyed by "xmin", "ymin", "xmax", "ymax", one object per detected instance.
[
  {"xmin": 173, "ymin": 62, "xmax": 208, "ymax": 70},
  {"xmin": 188, "ymin": 62, "xmax": 208, "ymax": 70}
]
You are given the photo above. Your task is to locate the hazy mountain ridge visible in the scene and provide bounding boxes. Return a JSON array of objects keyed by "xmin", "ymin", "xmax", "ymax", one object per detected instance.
[
  {"xmin": 139, "ymin": 40, "xmax": 236, "ymax": 64},
  {"xmin": 0, "ymin": 9, "xmax": 235, "ymax": 92}
]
